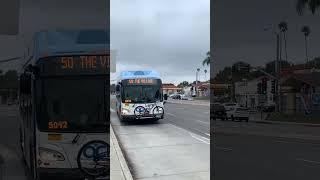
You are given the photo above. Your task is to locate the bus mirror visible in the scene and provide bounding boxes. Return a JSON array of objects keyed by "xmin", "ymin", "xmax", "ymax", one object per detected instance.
[
  {"xmin": 20, "ymin": 74, "xmax": 32, "ymax": 94},
  {"xmin": 116, "ymin": 85, "xmax": 120, "ymax": 92}
]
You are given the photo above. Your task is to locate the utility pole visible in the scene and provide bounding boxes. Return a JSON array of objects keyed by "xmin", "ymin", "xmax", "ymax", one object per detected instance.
[{"xmin": 276, "ymin": 33, "xmax": 281, "ymax": 112}]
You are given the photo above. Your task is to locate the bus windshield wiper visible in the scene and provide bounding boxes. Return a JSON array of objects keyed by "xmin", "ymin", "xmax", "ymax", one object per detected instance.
[{"xmin": 72, "ymin": 133, "xmax": 81, "ymax": 144}]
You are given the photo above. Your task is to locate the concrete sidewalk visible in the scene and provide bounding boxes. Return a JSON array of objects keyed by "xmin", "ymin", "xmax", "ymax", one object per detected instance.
[
  {"xmin": 111, "ymin": 125, "xmax": 134, "ymax": 180},
  {"xmin": 166, "ymin": 99, "xmax": 209, "ymax": 106}
]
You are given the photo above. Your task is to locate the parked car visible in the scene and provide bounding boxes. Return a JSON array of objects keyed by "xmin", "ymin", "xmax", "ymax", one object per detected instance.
[
  {"xmin": 169, "ymin": 94, "xmax": 177, "ymax": 98},
  {"xmin": 211, "ymin": 103, "xmax": 227, "ymax": 120},
  {"xmin": 227, "ymin": 107, "xmax": 250, "ymax": 122},
  {"xmin": 180, "ymin": 94, "xmax": 190, "ymax": 100},
  {"xmin": 171, "ymin": 94, "xmax": 181, "ymax": 100},
  {"xmin": 223, "ymin": 102, "xmax": 238, "ymax": 111},
  {"xmin": 262, "ymin": 105, "xmax": 275, "ymax": 112}
]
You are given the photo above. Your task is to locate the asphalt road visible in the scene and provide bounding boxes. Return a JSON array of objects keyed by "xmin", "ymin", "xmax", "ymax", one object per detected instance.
[{"xmin": 212, "ymin": 120, "xmax": 320, "ymax": 180}]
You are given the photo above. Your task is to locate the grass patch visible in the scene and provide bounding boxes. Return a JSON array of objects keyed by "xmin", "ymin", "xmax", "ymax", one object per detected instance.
[{"xmin": 267, "ymin": 112, "xmax": 320, "ymax": 124}]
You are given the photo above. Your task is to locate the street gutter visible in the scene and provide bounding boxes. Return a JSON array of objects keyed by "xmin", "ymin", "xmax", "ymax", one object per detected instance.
[{"xmin": 250, "ymin": 119, "xmax": 320, "ymax": 127}]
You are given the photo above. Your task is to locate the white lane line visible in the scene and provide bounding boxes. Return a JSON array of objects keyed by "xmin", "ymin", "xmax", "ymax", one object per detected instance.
[
  {"xmin": 196, "ymin": 120, "xmax": 210, "ymax": 125},
  {"xmin": 189, "ymin": 133, "xmax": 210, "ymax": 144},
  {"xmin": 205, "ymin": 133, "xmax": 210, "ymax": 137},
  {"xmin": 166, "ymin": 112, "xmax": 178, "ymax": 117},
  {"xmin": 296, "ymin": 158, "xmax": 320, "ymax": 165},
  {"xmin": 175, "ymin": 107, "xmax": 185, "ymax": 110},
  {"xmin": 169, "ymin": 123, "xmax": 210, "ymax": 145},
  {"xmin": 110, "ymin": 108, "xmax": 116, "ymax": 112}
]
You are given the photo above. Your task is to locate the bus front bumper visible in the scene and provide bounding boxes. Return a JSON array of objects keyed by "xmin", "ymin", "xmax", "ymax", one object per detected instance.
[{"xmin": 121, "ymin": 114, "xmax": 164, "ymax": 120}]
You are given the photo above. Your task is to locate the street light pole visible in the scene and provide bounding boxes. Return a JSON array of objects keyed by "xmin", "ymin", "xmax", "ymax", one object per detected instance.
[{"xmin": 264, "ymin": 25, "xmax": 281, "ymax": 112}]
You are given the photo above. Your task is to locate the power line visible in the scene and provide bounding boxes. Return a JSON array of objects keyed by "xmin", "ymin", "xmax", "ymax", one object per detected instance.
[{"xmin": 0, "ymin": 57, "xmax": 22, "ymax": 64}]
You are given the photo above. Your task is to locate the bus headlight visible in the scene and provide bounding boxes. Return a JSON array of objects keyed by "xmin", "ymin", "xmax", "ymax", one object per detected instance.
[
  {"xmin": 121, "ymin": 108, "xmax": 130, "ymax": 115},
  {"xmin": 39, "ymin": 147, "xmax": 65, "ymax": 161}
]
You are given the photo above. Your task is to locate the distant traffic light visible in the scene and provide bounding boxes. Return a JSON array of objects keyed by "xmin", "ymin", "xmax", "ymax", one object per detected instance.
[
  {"xmin": 257, "ymin": 82, "xmax": 262, "ymax": 94},
  {"xmin": 271, "ymin": 80, "xmax": 276, "ymax": 94},
  {"xmin": 261, "ymin": 77, "xmax": 268, "ymax": 94}
]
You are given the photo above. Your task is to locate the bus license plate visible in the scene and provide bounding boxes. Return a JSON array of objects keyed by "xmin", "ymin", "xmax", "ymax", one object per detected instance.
[{"xmin": 48, "ymin": 134, "xmax": 62, "ymax": 141}]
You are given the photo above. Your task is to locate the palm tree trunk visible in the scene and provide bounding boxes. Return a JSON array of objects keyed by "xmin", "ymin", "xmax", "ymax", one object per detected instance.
[
  {"xmin": 284, "ymin": 32, "xmax": 288, "ymax": 61},
  {"xmin": 305, "ymin": 35, "xmax": 308, "ymax": 64},
  {"xmin": 279, "ymin": 33, "xmax": 282, "ymax": 62}
]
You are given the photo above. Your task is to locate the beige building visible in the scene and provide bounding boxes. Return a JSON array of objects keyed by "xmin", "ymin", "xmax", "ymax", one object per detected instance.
[{"xmin": 162, "ymin": 83, "xmax": 182, "ymax": 95}]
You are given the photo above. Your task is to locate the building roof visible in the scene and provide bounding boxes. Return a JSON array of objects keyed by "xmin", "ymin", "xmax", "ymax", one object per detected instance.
[
  {"xmin": 282, "ymin": 72, "xmax": 320, "ymax": 87},
  {"xmin": 162, "ymin": 83, "xmax": 181, "ymax": 89}
]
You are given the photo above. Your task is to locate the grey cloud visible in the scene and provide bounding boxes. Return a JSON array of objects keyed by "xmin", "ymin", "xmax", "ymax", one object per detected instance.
[{"xmin": 111, "ymin": 0, "xmax": 210, "ymax": 84}]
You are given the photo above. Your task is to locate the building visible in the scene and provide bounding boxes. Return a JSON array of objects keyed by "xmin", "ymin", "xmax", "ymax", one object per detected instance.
[
  {"xmin": 162, "ymin": 83, "xmax": 182, "ymax": 95},
  {"xmin": 210, "ymin": 83, "xmax": 231, "ymax": 96},
  {"xmin": 234, "ymin": 76, "xmax": 275, "ymax": 109},
  {"xmin": 280, "ymin": 72, "xmax": 320, "ymax": 115}
]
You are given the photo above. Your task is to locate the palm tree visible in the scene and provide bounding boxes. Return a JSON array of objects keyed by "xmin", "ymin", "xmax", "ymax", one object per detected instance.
[
  {"xmin": 278, "ymin": 21, "xmax": 288, "ymax": 61},
  {"xmin": 204, "ymin": 69, "xmax": 207, "ymax": 81},
  {"xmin": 202, "ymin": 51, "xmax": 210, "ymax": 66},
  {"xmin": 301, "ymin": 26, "xmax": 311, "ymax": 64},
  {"xmin": 296, "ymin": 0, "xmax": 320, "ymax": 15}
]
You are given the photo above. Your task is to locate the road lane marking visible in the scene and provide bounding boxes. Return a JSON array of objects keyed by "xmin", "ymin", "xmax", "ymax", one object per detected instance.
[
  {"xmin": 166, "ymin": 112, "xmax": 178, "ymax": 117},
  {"xmin": 205, "ymin": 133, "xmax": 210, "ymax": 137},
  {"xmin": 175, "ymin": 107, "xmax": 185, "ymax": 110},
  {"xmin": 296, "ymin": 158, "xmax": 320, "ymax": 165},
  {"xmin": 196, "ymin": 120, "xmax": 210, "ymax": 125},
  {"xmin": 189, "ymin": 133, "xmax": 210, "ymax": 144},
  {"xmin": 168, "ymin": 123, "xmax": 210, "ymax": 145}
]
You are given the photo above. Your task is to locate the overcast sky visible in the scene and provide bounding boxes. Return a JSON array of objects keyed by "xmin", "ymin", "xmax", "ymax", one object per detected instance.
[
  {"xmin": 0, "ymin": 0, "xmax": 107, "ymax": 73},
  {"xmin": 110, "ymin": 0, "xmax": 210, "ymax": 85},
  {"xmin": 213, "ymin": 0, "xmax": 320, "ymax": 75}
]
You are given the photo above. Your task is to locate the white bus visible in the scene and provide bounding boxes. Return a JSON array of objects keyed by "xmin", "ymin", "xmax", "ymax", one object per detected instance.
[
  {"xmin": 19, "ymin": 29, "xmax": 109, "ymax": 179},
  {"xmin": 115, "ymin": 70, "xmax": 165, "ymax": 121}
]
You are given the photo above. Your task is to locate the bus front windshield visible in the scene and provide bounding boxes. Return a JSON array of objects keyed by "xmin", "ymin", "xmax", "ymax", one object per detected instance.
[
  {"xmin": 36, "ymin": 77, "xmax": 107, "ymax": 132},
  {"xmin": 122, "ymin": 85, "xmax": 162, "ymax": 103}
]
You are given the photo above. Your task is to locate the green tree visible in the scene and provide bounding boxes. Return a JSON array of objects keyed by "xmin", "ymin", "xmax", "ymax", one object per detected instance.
[
  {"xmin": 265, "ymin": 60, "xmax": 292, "ymax": 75},
  {"xmin": 296, "ymin": 0, "xmax": 320, "ymax": 15},
  {"xmin": 178, "ymin": 81, "xmax": 190, "ymax": 88},
  {"xmin": 202, "ymin": 51, "xmax": 210, "ymax": 66}
]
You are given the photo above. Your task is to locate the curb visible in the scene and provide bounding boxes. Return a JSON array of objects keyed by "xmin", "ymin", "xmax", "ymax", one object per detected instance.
[
  {"xmin": 250, "ymin": 120, "xmax": 320, "ymax": 127},
  {"xmin": 110, "ymin": 125, "xmax": 134, "ymax": 180},
  {"xmin": 165, "ymin": 100, "xmax": 209, "ymax": 107},
  {"xmin": 214, "ymin": 131, "xmax": 320, "ymax": 142}
]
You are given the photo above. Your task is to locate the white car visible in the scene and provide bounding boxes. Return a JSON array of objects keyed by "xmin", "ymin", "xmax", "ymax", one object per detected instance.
[
  {"xmin": 226, "ymin": 106, "xmax": 249, "ymax": 122},
  {"xmin": 180, "ymin": 94, "xmax": 190, "ymax": 100},
  {"xmin": 223, "ymin": 103, "xmax": 238, "ymax": 111}
]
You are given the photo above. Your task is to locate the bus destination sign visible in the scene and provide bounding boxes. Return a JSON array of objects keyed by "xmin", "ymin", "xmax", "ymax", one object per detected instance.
[
  {"xmin": 124, "ymin": 78, "xmax": 158, "ymax": 85},
  {"xmin": 39, "ymin": 55, "xmax": 110, "ymax": 75}
]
